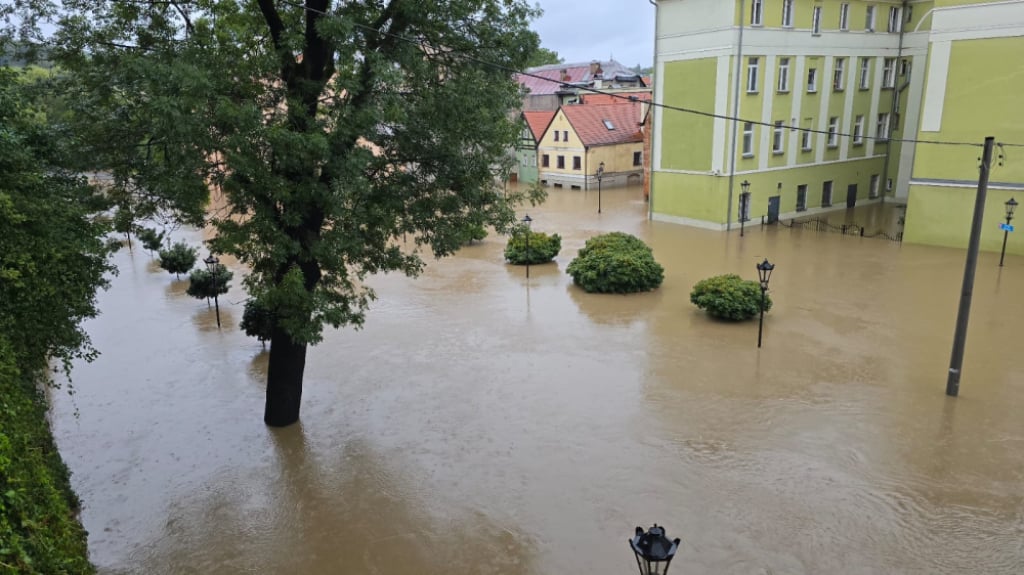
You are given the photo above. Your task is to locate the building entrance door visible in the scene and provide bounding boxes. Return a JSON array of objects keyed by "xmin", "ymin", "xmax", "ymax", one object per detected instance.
[
  {"xmin": 767, "ymin": 195, "xmax": 781, "ymax": 224},
  {"xmin": 846, "ymin": 184, "xmax": 857, "ymax": 208}
]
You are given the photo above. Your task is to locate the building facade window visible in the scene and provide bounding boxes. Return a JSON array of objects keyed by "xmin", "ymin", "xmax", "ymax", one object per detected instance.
[
  {"xmin": 870, "ymin": 174, "xmax": 880, "ymax": 198},
  {"xmin": 900, "ymin": 58, "xmax": 911, "ymax": 77},
  {"xmin": 572, "ymin": 156, "xmax": 581, "ymax": 170},
  {"xmin": 801, "ymin": 125, "xmax": 812, "ymax": 151},
  {"xmin": 866, "ymin": 5, "xmax": 876, "ymax": 32},
  {"xmin": 827, "ymin": 117, "xmax": 839, "ymax": 147},
  {"xmin": 751, "ymin": 0, "xmax": 763, "ymax": 26},
  {"xmin": 839, "ymin": 3, "xmax": 850, "ymax": 30},
  {"xmin": 554, "ymin": 131, "xmax": 559, "ymax": 142},
  {"xmin": 833, "ymin": 57, "xmax": 846, "ymax": 91},
  {"xmin": 876, "ymin": 113, "xmax": 891, "ymax": 141},
  {"xmin": 778, "ymin": 58, "xmax": 790, "ymax": 92},
  {"xmin": 822, "ymin": 181, "xmax": 833, "ymax": 207},
  {"xmin": 773, "ymin": 121, "xmax": 785, "ymax": 154},
  {"xmin": 882, "ymin": 58, "xmax": 896, "ymax": 88},
  {"xmin": 888, "ymin": 6, "xmax": 902, "ymax": 33},
  {"xmin": 853, "ymin": 115, "xmax": 864, "ymax": 145},
  {"xmin": 747, "ymin": 57, "xmax": 760, "ymax": 93},
  {"xmin": 859, "ymin": 58, "xmax": 871, "ymax": 90},
  {"xmin": 557, "ymin": 155, "xmax": 565, "ymax": 169},
  {"xmin": 812, "ymin": 6, "xmax": 822, "ymax": 35},
  {"xmin": 742, "ymin": 122, "xmax": 754, "ymax": 157},
  {"xmin": 797, "ymin": 185, "xmax": 808, "ymax": 211},
  {"xmin": 782, "ymin": 0, "xmax": 794, "ymax": 27},
  {"xmin": 807, "ymin": 68, "xmax": 818, "ymax": 92},
  {"xmin": 633, "ymin": 151, "xmax": 642, "ymax": 166},
  {"xmin": 542, "ymin": 154, "xmax": 549, "ymax": 167},
  {"xmin": 562, "ymin": 130, "xmax": 568, "ymax": 141}
]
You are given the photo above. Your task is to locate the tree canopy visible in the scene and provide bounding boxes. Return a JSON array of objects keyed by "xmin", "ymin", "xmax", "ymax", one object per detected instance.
[
  {"xmin": 526, "ymin": 46, "xmax": 562, "ymax": 68},
  {"xmin": 47, "ymin": 0, "xmax": 545, "ymax": 425}
]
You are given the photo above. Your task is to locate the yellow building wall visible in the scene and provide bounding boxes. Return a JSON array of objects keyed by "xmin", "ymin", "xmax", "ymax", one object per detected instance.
[
  {"xmin": 588, "ymin": 143, "xmax": 644, "ymax": 176},
  {"xmin": 537, "ymin": 109, "xmax": 586, "ymax": 177}
]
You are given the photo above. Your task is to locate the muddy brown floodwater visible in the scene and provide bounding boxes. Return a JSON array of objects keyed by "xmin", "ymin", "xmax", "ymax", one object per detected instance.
[{"xmin": 50, "ymin": 186, "xmax": 1024, "ymax": 574}]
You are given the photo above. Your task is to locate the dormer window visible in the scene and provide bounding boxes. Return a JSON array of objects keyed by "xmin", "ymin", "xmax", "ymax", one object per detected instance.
[{"xmin": 603, "ymin": 119, "xmax": 615, "ymax": 130}]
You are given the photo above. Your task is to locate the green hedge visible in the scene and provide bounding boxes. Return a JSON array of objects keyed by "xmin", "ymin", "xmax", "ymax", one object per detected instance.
[
  {"xmin": 689, "ymin": 274, "xmax": 772, "ymax": 321},
  {"xmin": 504, "ymin": 230, "xmax": 561, "ymax": 265},
  {"xmin": 0, "ymin": 346, "xmax": 94, "ymax": 575},
  {"xmin": 566, "ymin": 232, "xmax": 664, "ymax": 294}
]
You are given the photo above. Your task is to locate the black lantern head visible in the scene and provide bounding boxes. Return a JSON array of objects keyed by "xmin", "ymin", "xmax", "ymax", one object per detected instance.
[
  {"xmin": 630, "ymin": 524, "xmax": 680, "ymax": 575},
  {"xmin": 204, "ymin": 254, "xmax": 219, "ymax": 269},
  {"xmin": 597, "ymin": 162, "xmax": 605, "ymax": 179},
  {"xmin": 756, "ymin": 258, "xmax": 774, "ymax": 290},
  {"xmin": 740, "ymin": 180, "xmax": 751, "ymax": 194},
  {"xmin": 522, "ymin": 214, "xmax": 532, "ymax": 227},
  {"xmin": 1006, "ymin": 197, "xmax": 1018, "ymax": 220}
]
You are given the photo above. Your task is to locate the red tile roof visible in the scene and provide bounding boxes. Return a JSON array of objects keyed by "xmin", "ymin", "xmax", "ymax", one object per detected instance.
[
  {"xmin": 561, "ymin": 103, "xmax": 644, "ymax": 147},
  {"xmin": 515, "ymin": 60, "xmax": 641, "ymax": 96},
  {"xmin": 523, "ymin": 110, "xmax": 555, "ymax": 141}
]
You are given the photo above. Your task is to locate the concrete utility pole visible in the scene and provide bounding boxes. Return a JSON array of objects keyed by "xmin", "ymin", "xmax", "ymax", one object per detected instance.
[{"xmin": 946, "ymin": 136, "xmax": 995, "ymax": 397}]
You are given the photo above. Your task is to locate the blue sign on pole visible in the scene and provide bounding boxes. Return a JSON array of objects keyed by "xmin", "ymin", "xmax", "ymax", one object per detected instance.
[{"xmin": 1000, "ymin": 223, "xmax": 1015, "ymax": 232}]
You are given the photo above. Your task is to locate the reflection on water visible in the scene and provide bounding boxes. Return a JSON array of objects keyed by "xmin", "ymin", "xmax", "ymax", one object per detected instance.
[{"xmin": 51, "ymin": 185, "xmax": 1024, "ymax": 574}]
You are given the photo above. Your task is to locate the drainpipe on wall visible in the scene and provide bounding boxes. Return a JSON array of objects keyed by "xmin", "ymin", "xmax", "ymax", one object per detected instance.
[
  {"xmin": 585, "ymin": 147, "xmax": 589, "ymax": 191},
  {"xmin": 880, "ymin": 0, "xmax": 908, "ymax": 206},
  {"xmin": 648, "ymin": 0, "xmax": 658, "ymax": 220},
  {"xmin": 726, "ymin": 0, "xmax": 747, "ymax": 231}
]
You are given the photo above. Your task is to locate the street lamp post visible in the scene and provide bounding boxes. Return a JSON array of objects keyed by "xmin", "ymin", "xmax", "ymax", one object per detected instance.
[
  {"xmin": 739, "ymin": 180, "xmax": 751, "ymax": 237},
  {"xmin": 629, "ymin": 524, "xmax": 681, "ymax": 575},
  {"xmin": 756, "ymin": 258, "xmax": 774, "ymax": 348},
  {"xmin": 204, "ymin": 254, "xmax": 222, "ymax": 329},
  {"xmin": 999, "ymin": 197, "xmax": 1017, "ymax": 267},
  {"xmin": 596, "ymin": 161, "xmax": 605, "ymax": 214},
  {"xmin": 522, "ymin": 214, "xmax": 532, "ymax": 279}
]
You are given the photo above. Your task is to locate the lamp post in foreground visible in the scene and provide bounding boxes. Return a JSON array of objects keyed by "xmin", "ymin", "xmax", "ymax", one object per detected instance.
[
  {"xmin": 204, "ymin": 254, "xmax": 222, "ymax": 328},
  {"xmin": 522, "ymin": 214, "xmax": 532, "ymax": 279},
  {"xmin": 596, "ymin": 161, "xmax": 605, "ymax": 214},
  {"xmin": 630, "ymin": 524, "xmax": 680, "ymax": 575},
  {"xmin": 739, "ymin": 179, "xmax": 751, "ymax": 237},
  {"xmin": 999, "ymin": 197, "xmax": 1017, "ymax": 267},
  {"xmin": 756, "ymin": 258, "xmax": 774, "ymax": 348}
]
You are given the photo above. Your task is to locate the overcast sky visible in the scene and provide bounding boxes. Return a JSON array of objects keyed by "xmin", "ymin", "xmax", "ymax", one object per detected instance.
[{"xmin": 531, "ymin": 1, "xmax": 657, "ymax": 68}]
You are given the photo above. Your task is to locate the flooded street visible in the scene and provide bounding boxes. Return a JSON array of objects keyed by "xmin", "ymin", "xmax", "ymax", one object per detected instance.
[{"xmin": 51, "ymin": 187, "xmax": 1024, "ymax": 574}]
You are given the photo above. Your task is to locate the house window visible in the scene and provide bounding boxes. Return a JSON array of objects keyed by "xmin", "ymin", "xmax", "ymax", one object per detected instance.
[
  {"xmin": 827, "ymin": 117, "xmax": 839, "ymax": 147},
  {"xmin": 778, "ymin": 58, "xmax": 790, "ymax": 92},
  {"xmin": 747, "ymin": 57, "xmax": 760, "ymax": 93},
  {"xmin": 807, "ymin": 68, "xmax": 817, "ymax": 92},
  {"xmin": 866, "ymin": 5, "xmax": 876, "ymax": 32},
  {"xmin": 822, "ymin": 181, "xmax": 833, "ymax": 207},
  {"xmin": 876, "ymin": 113, "xmax": 891, "ymax": 141},
  {"xmin": 742, "ymin": 122, "xmax": 754, "ymax": 157},
  {"xmin": 602, "ymin": 120, "xmax": 615, "ymax": 130},
  {"xmin": 796, "ymin": 185, "xmax": 808, "ymax": 211},
  {"xmin": 870, "ymin": 174, "xmax": 880, "ymax": 198},
  {"xmin": 833, "ymin": 57, "xmax": 846, "ymax": 91},
  {"xmin": 888, "ymin": 6, "xmax": 902, "ymax": 33},
  {"xmin": 782, "ymin": 0, "xmax": 794, "ymax": 27},
  {"xmin": 859, "ymin": 58, "xmax": 871, "ymax": 90},
  {"xmin": 554, "ymin": 131, "xmax": 559, "ymax": 142},
  {"xmin": 557, "ymin": 155, "xmax": 565, "ymax": 169},
  {"xmin": 773, "ymin": 121, "xmax": 785, "ymax": 154},
  {"xmin": 882, "ymin": 58, "xmax": 896, "ymax": 88},
  {"xmin": 633, "ymin": 151, "xmax": 642, "ymax": 166},
  {"xmin": 853, "ymin": 115, "xmax": 864, "ymax": 145},
  {"xmin": 751, "ymin": 0, "xmax": 763, "ymax": 25},
  {"xmin": 839, "ymin": 3, "xmax": 850, "ymax": 30},
  {"xmin": 801, "ymin": 125, "xmax": 812, "ymax": 151},
  {"xmin": 906, "ymin": 5, "xmax": 913, "ymax": 23},
  {"xmin": 812, "ymin": 6, "xmax": 822, "ymax": 35},
  {"xmin": 900, "ymin": 58, "xmax": 911, "ymax": 77},
  {"xmin": 562, "ymin": 130, "xmax": 568, "ymax": 141},
  {"xmin": 542, "ymin": 154, "xmax": 549, "ymax": 167},
  {"xmin": 572, "ymin": 156, "xmax": 581, "ymax": 170}
]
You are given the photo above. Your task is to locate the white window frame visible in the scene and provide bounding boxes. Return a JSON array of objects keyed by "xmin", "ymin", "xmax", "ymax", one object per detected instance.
[
  {"xmin": 833, "ymin": 58, "xmax": 846, "ymax": 91},
  {"xmin": 866, "ymin": 5, "xmax": 876, "ymax": 32},
  {"xmin": 876, "ymin": 113, "xmax": 891, "ymax": 141},
  {"xmin": 888, "ymin": 6, "xmax": 902, "ymax": 33},
  {"xmin": 778, "ymin": 58, "xmax": 790, "ymax": 93},
  {"xmin": 807, "ymin": 68, "xmax": 818, "ymax": 93},
  {"xmin": 751, "ymin": 0, "xmax": 763, "ymax": 26},
  {"xmin": 782, "ymin": 0, "xmax": 794, "ymax": 28},
  {"xmin": 822, "ymin": 181, "xmax": 833, "ymax": 207},
  {"xmin": 827, "ymin": 117, "xmax": 839, "ymax": 147},
  {"xmin": 812, "ymin": 6, "xmax": 822, "ymax": 35},
  {"xmin": 772, "ymin": 121, "xmax": 785, "ymax": 154},
  {"xmin": 801, "ymin": 126, "xmax": 812, "ymax": 151},
  {"xmin": 859, "ymin": 58, "xmax": 871, "ymax": 90},
  {"xmin": 882, "ymin": 58, "xmax": 896, "ymax": 88},
  {"xmin": 747, "ymin": 57, "xmax": 760, "ymax": 93},
  {"xmin": 853, "ymin": 115, "xmax": 864, "ymax": 145},
  {"xmin": 839, "ymin": 3, "xmax": 850, "ymax": 31},
  {"xmin": 870, "ymin": 174, "xmax": 880, "ymax": 198},
  {"xmin": 742, "ymin": 122, "xmax": 754, "ymax": 157}
]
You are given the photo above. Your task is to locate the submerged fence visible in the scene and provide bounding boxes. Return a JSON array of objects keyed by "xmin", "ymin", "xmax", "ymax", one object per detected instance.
[{"xmin": 767, "ymin": 215, "xmax": 903, "ymax": 243}]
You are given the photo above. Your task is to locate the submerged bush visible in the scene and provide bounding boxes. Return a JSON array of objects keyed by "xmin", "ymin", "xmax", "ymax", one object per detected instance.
[
  {"xmin": 690, "ymin": 274, "xmax": 772, "ymax": 321},
  {"xmin": 505, "ymin": 230, "xmax": 561, "ymax": 265},
  {"xmin": 158, "ymin": 241, "xmax": 197, "ymax": 279},
  {"xmin": 566, "ymin": 232, "xmax": 664, "ymax": 293}
]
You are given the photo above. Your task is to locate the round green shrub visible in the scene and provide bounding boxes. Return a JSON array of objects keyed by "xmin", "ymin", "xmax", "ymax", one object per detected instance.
[
  {"xmin": 505, "ymin": 230, "xmax": 562, "ymax": 265},
  {"xmin": 690, "ymin": 274, "xmax": 773, "ymax": 321},
  {"xmin": 566, "ymin": 232, "xmax": 664, "ymax": 294}
]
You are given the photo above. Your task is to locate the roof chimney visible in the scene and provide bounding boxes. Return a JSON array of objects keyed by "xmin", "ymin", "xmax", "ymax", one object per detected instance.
[
  {"xmin": 560, "ymin": 68, "xmax": 570, "ymax": 82},
  {"xmin": 590, "ymin": 60, "xmax": 602, "ymax": 77}
]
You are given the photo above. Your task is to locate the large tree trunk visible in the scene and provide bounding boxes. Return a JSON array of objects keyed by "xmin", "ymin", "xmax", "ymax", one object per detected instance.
[{"xmin": 264, "ymin": 325, "xmax": 308, "ymax": 427}]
